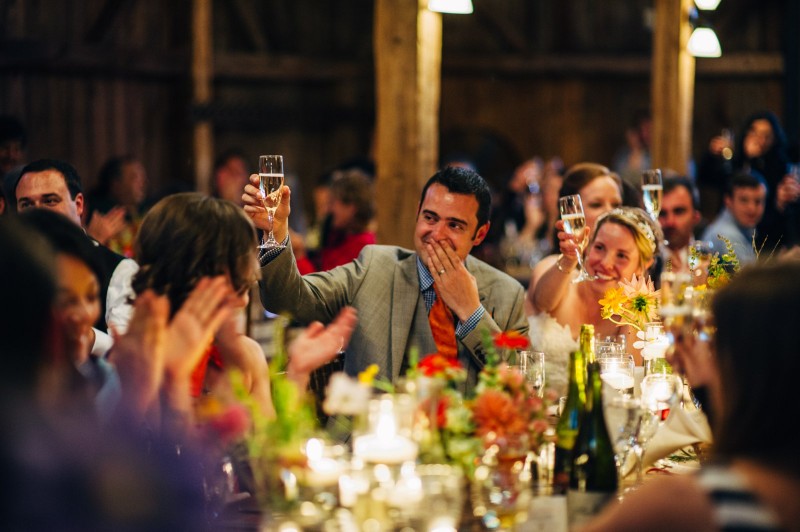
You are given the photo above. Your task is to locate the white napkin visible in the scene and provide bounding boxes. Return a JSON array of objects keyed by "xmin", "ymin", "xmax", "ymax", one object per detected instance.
[{"xmin": 643, "ymin": 406, "xmax": 712, "ymax": 467}]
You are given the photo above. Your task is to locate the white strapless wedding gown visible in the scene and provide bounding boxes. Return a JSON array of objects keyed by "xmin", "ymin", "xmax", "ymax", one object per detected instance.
[{"xmin": 527, "ymin": 313, "xmax": 578, "ymax": 396}]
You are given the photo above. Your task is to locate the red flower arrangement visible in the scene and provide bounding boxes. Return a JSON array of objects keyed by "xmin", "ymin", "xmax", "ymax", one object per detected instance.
[
  {"xmin": 409, "ymin": 329, "xmax": 553, "ymax": 476},
  {"xmin": 492, "ymin": 330, "xmax": 530, "ymax": 350},
  {"xmin": 417, "ymin": 352, "xmax": 465, "ymax": 379}
]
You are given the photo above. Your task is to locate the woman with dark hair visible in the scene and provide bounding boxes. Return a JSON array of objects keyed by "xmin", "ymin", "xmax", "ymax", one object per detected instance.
[
  {"xmin": 698, "ymin": 111, "xmax": 800, "ymax": 250},
  {"xmin": 0, "ymin": 215, "xmax": 242, "ymax": 530},
  {"xmin": 18, "ymin": 209, "xmax": 121, "ymax": 420},
  {"xmin": 132, "ymin": 192, "xmax": 356, "ymax": 416},
  {"xmin": 582, "ymin": 261, "xmax": 800, "ymax": 531},
  {"xmin": 86, "ymin": 155, "xmax": 149, "ymax": 257},
  {"xmin": 316, "ymin": 169, "xmax": 377, "ymax": 271}
]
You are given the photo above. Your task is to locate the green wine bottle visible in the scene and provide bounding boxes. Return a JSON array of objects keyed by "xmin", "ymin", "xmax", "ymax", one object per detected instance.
[
  {"xmin": 552, "ymin": 324, "xmax": 593, "ymax": 493},
  {"xmin": 567, "ymin": 360, "xmax": 619, "ymax": 526}
]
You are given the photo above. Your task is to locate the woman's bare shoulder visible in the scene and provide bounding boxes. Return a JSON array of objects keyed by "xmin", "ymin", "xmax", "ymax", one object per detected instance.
[{"xmin": 579, "ymin": 475, "xmax": 714, "ymax": 532}]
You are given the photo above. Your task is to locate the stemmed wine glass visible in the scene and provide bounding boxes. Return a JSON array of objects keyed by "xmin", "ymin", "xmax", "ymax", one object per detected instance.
[
  {"xmin": 258, "ymin": 155, "xmax": 286, "ymax": 250},
  {"xmin": 558, "ymin": 194, "xmax": 596, "ymax": 283},
  {"xmin": 604, "ymin": 394, "xmax": 645, "ymax": 493},
  {"xmin": 641, "ymin": 169, "xmax": 663, "ymax": 222},
  {"xmin": 637, "ymin": 372, "xmax": 683, "ymax": 472}
]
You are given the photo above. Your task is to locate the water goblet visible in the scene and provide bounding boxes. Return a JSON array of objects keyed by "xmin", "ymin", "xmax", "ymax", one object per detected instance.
[
  {"xmin": 638, "ymin": 372, "xmax": 683, "ymax": 470},
  {"xmin": 558, "ymin": 194, "xmax": 596, "ymax": 283},
  {"xmin": 603, "ymin": 394, "xmax": 645, "ymax": 491},
  {"xmin": 258, "ymin": 155, "xmax": 286, "ymax": 250}
]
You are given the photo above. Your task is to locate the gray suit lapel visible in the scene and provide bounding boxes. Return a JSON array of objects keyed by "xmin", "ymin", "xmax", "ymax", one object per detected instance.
[{"xmin": 390, "ymin": 254, "xmax": 421, "ymax": 379}]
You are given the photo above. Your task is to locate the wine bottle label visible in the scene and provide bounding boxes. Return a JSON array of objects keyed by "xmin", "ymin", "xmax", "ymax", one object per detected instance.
[
  {"xmin": 523, "ymin": 495, "xmax": 568, "ymax": 532},
  {"xmin": 566, "ymin": 489, "xmax": 614, "ymax": 527}
]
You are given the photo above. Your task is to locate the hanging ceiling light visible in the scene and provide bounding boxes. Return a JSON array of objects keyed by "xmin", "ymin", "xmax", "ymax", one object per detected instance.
[
  {"xmin": 428, "ymin": 0, "xmax": 474, "ymax": 14},
  {"xmin": 688, "ymin": 26, "xmax": 722, "ymax": 57},
  {"xmin": 695, "ymin": 0, "xmax": 722, "ymax": 11}
]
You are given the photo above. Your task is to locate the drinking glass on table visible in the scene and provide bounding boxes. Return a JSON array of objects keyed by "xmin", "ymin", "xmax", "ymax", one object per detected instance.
[
  {"xmin": 258, "ymin": 155, "xmax": 286, "ymax": 250},
  {"xmin": 638, "ymin": 372, "xmax": 683, "ymax": 471},
  {"xmin": 599, "ymin": 354, "xmax": 635, "ymax": 396},
  {"xmin": 516, "ymin": 350, "xmax": 546, "ymax": 398},
  {"xmin": 641, "ymin": 169, "xmax": 663, "ymax": 222},
  {"xmin": 558, "ymin": 194, "xmax": 596, "ymax": 283},
  {"xmin": 604, "ymin": 394, "xmax": 646, "ymax": 491}
]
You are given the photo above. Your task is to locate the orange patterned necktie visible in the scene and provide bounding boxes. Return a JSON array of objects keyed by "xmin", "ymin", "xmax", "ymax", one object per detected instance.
[{"xmin": 428, "ymin": 283, "xmax": 458, "ymax": 359}]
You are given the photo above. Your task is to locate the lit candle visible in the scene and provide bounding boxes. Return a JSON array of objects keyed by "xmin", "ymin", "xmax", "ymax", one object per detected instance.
[
  {"xmin": 353, "ymin": 434, "xmax": 419, "ymax": 464},
  {"xmin": 303, "ymin": 438, "xmax": 345, "ymax": 488},
  {"xmin": 600, "ymin": 371, "xmax": 635, "ymax": 392}
]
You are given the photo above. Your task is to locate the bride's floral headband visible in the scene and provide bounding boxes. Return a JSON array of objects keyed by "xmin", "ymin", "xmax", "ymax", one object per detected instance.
[{"xmin": 593, "ymin": 207, "xmax": 660, "ymax": 254}]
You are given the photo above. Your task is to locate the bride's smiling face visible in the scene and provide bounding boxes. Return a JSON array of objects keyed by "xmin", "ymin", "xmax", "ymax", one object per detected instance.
[{"xmin": 585, "ymin": 222, "xmax": 643, "ymax": 289}]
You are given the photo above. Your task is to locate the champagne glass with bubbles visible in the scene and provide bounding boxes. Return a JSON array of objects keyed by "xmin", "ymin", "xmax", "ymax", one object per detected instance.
[
  {"xmin": 641, "ymin": 169, "xmax": 663, "ymax": 222},
  {"xmin": 558, "ymin": 194, "xmax": 596, "ymax": 283},
  {"xmin": 258, "ymin": 155, "xmax": 285, "ymax": 250}
]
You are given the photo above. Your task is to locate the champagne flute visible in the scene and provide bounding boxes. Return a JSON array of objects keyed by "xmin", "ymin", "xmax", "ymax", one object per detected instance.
[
  {"xmin": 641, "ymin": 169, "xmax": 663, "ymax": 222},
  {"xmin": 258, "ymin": 155, "xmax": 285, "ymax": 250},
  {"xmin": 558, "ymin": 194, "xmax": 596, "ymax": 283}
]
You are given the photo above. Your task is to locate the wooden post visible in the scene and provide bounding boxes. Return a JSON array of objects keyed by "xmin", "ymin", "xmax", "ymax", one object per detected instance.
[
  {"xmin": 373, "ymin": 0, "xmax": 442, "ymax": 248},
  {"xmin": 651, "ymin": 0, "xmax": 695, "ymax": 175},
  {"xmin": 192, "ymin": 0, "xmax": 213, "ymax": 194}
]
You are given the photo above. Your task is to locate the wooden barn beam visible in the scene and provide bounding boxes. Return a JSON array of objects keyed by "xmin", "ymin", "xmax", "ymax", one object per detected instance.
[
  {"xmin": 85, "ymin": 0, "xmax": 139, "ymax": 44},
  {"xmin": 0, "ymin": 44, "xmax": 782, "ymax": 81},
  {"xmin": 373, "ymin": 0, "xmax": 441, "ymax": 248},
  {"xmin": 651, "ymin": 0, "xmax": 695, "ymax": 175},
  {"xmin": 192, "ymin": 0, "xmax": 214, "ymax": 194},
  {"xmin": 228, "ymin": 0, "xmax": 269, "ymax": 52},
  {"xmin": 473, "ymin": 2, "xmax": 527, "ymax": 53}
]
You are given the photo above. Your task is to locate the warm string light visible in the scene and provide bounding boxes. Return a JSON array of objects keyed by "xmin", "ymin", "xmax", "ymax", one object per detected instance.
[
  {"xmin": 688, "ymin": 3, "xmax": 722, "ymax": 58},
  {"xmin": 428, "ymin": 0, "xmax": 473, "ymax": 14}
]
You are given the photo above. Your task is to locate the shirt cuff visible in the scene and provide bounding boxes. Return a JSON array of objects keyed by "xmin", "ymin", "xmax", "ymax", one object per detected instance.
[
  {"xmin": 258, "ymin": 235, "xmax": 291, "ymax": 266},
  {"xmin": 455, "ymin": 306, "xmax": 485, "ymax": 339}
]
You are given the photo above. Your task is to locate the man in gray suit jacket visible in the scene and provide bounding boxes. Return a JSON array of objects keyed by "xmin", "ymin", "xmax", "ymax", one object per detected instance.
[{"xmin": 244, "ymin": 166, "xmax": 528, "ymax": 389}]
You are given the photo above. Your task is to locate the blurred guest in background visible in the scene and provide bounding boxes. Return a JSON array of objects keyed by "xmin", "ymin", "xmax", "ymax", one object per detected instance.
[
  {"xmin": 701, "ymin": 172, "xmax": 767, "ymax": 265},
  {"xmin": 0, "ymin": 114, "xmax": 27, "ymax": 202},
  {"xmin": 213, "ymin": 148, "xmax": 250, "ymax": 206},
  {"xmin": 658, "ymin": 175, "xmax": 703, "ymax": 274},
  {"xmin": 697, "ymin": 111, "xmax": 799, "ymax": 250},
  {"xmin": 86, "ymin": 155, "xmax": 150, "ymax": 258},
  {"xmin": 315, "ymin": 169, "xmax": 376, "ymax": 271},
  {"xmin": 481, "ymin": 157, "xmax": 549, "ymax": 281},
  {"xmin": 613, "ymin": 109, "xmax": 652, "ymax": 189}
]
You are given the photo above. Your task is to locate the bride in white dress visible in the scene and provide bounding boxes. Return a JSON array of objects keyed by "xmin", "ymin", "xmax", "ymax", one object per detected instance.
[{"xmin": 527, "ymin": 205, "xmax": 661, "ymax": 395}]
